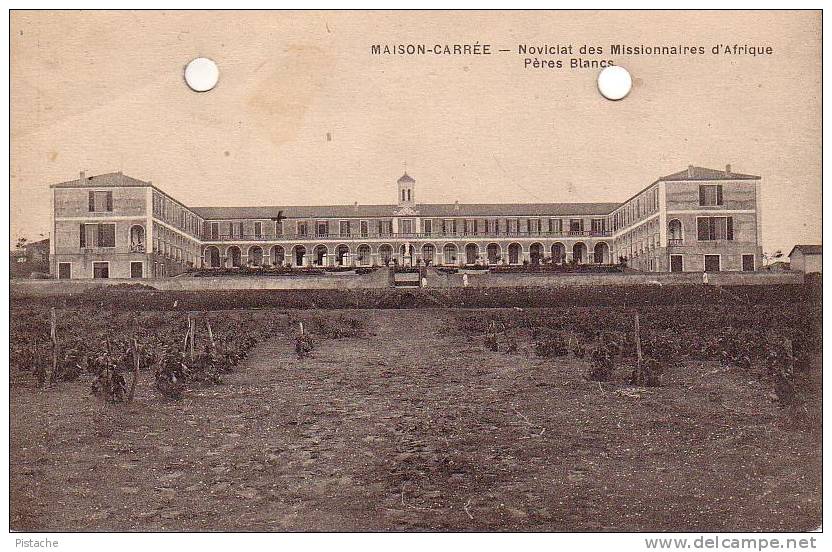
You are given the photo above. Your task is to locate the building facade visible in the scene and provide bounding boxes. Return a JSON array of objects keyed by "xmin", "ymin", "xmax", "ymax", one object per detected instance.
[{"xmin": 49, "ymin": 165, "xmax": 763, "ymax": 278}]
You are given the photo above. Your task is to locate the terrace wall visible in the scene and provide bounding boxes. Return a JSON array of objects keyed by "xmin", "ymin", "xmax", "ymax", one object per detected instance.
[{"xmin": 11, "ymin": 270, "xmax": 803, "ymax": 297}]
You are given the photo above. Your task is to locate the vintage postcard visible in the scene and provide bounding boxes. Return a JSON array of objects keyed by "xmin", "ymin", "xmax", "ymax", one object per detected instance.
[{"xmin": 7, "ymin": 8, "xmax": 822, "ymax": 544}]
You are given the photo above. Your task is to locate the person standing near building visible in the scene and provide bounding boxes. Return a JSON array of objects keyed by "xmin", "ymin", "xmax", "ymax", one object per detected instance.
[
  {"xmin": 703, "ymin": 271, "xmax": 709, "ymax": 285},
  {"xmin": 462, "ymin": 273, "xmax": 469, "ymax": 288}
]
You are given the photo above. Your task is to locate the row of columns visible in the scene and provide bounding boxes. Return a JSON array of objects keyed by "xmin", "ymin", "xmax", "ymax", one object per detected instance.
[{"xmin": 202, "ymin": 241, "xmax": 612, "ymax": 268}]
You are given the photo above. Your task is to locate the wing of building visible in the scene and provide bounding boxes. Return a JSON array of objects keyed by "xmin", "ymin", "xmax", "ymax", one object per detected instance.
[{"xmin": 48, "ymin": 165, "xmax": 763, "ymax": 278}]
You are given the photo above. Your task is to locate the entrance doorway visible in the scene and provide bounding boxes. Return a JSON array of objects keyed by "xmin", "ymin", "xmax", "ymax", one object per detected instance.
[
  {"xmin": 704, "ymin": 255, "xmax": 721, "ymax": 272},
  {"xmin": 670, "ymin": 255, "xmax": 683, "ymax": 272}
]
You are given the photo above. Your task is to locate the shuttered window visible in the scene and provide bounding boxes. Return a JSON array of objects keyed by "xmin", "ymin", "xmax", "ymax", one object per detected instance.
[
  {"xmin": 699, "ymin": 185, "xmax": 723, "ymax": 206},
  {"xmin": 697, "ymin": 217, "xmax": 733, "ymax": 241},
  {"xmin": 88, "ymin": 191, "xmax": 113, "ymax": 212}
]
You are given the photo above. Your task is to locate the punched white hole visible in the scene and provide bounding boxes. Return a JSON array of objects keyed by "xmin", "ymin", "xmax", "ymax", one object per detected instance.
[
  {"xmin": 184, "ymin": 57, "xmax": 219, "ymax": 92},
  {"xmin": 597, "ymin": 65, "xmax": 632, "ymax": 101}
]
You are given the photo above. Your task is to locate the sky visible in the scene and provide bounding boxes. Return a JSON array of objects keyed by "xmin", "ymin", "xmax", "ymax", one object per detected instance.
[{"xmin": 10, "ymin": 10, "xmax": 821, "ymax": 255}]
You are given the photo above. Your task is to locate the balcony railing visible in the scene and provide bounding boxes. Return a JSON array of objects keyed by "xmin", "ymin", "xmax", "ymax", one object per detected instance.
[
  {"xmin": 668, "ymin": 238, "xmax": 684, "ymax": 246},
  {"xmin": 202, "ymin": 230, "xmax": 613, "ymax": 242}
]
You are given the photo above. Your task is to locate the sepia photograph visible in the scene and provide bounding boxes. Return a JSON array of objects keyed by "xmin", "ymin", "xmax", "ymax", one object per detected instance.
[{"xmin": 6, "ymin": 7, "xmax": 824, "ymax": 545}]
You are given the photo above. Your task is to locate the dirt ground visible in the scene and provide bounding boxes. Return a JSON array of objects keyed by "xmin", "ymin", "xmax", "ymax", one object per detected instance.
[{"xmin": 10, "ymin": 309, "xmax": 821, "ymax": 532}]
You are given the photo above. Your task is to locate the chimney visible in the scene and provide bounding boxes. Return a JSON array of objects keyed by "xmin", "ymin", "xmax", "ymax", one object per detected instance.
[
  {"xmin": 725, "ymin": 164, "xmax": 732, "ymax": 176},
  {"xmin": 454, "ymin": 200, "xmax": 459, "ymax": 212},
  {"xmin": 79, "ymin": 170, "xmax": 86, "ymax": 180},
  {"xmin": 687, "ymin": 165, "xmax": 694, "ymax": 178}
]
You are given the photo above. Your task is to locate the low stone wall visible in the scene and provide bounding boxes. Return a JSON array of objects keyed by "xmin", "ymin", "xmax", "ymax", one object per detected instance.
[
  {"xmin": 461, "ymin": 270, "xmax": 804, "ymax": 288},
  {"xmin": 10, "ymin": 270, "xmax": 390, "ymax": 296},
  {"xmin": 11, "ymin": 269, "xmax": 803, "ymax": 297}
]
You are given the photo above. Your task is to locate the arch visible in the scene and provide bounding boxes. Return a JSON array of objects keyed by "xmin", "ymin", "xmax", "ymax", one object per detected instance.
[
  {"xmin": 443, "ymin": 243, "xmax": 458, "ymax": 265},
  {"xmin": 486, "ymin": 243, "xmax": 501, "ymax": 265},
  {"xmin": 551, "ymin": 242, "xmax": 566, "ymax": 264},
  {"xmin": 399, "ymin": 244, "xmax": 415, "ymax": 266},
  {"xmin": 313, "ymin": 244, "xmax": 328, "ymax": 266},
  {"xmin": 292, "ymin": 245, "xmax": 306, "ymax": 267},
  {"xmin": 465, "ymin": 243, "xmax": 479, "ymax": 265},
  {"xmin": 529, "ymin": 242, "xmax": 544, "ymax": 265},
  {"xmin": 508, "ymin": 243, "xmax": 522, "ymax": 265},
  {"xmin": 204, "ymin": 246, "xmax": 221, "ymax": 268},
  {"xmin": 668, "ymin": 219, "xmax": 683, "ymax": 242},
  {"xmin": 356, "ymin": 244, "xmax": 371, "ymax": 266},
  {"xmin": 378, "ymin": 244, "xmax": 394, "ymax": 266},
  {"xmin": 593, "ymin": 242, "xmax": 610, "ymax": 264},
  {"xmin": 422, "ymin": 243, "xmax": 436, "ymax": 266},
  {"xmin": 270, "ymin": 245, "xmax": 285, "ymax": 267},
  {"xmin": 129, "ymin": 224, "xmax": 145, "ymax": 252},
  {"xmin": 572, "ymin": 242, "xmax": 587, "ymax": 264},
  {"xmin": 226, "ymin": 245, "xmax": 242, "ymax": 268},
  {"xmin": 335, "ymin": 244, "xmax": 351, "ymax": 266},
  {"xmin": 248, "ymin": 245, "xmax": 264, "ymax": 266}
]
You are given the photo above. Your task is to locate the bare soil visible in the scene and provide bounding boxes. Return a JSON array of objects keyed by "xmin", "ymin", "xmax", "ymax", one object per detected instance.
[{"xmin": 10, "ymin": 309, "xmax": 821, "ymax": 531}]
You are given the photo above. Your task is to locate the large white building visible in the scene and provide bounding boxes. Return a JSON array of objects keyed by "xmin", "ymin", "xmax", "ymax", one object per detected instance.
[{"xmin": 49, "ymin": 165, "xmax": 763, "ymax": 278}]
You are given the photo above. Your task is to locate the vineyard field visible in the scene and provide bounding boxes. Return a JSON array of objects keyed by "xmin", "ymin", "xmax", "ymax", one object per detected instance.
[{"xmin": 9, "ymin": 293, "xmax": 822, "ymax": 531}]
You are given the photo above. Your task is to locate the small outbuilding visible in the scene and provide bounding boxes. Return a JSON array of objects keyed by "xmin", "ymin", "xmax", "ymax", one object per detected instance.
[{"xmin": 788, "ymin": 245, "xmax": 822, "ymax": 274}]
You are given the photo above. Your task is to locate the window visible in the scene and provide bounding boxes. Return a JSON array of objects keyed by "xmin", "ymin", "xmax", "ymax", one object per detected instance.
[
  {"xmin": 237, "ymin": 222, "xmax": 244, "ymax": 237},
  {"xmin": 407, "ymin": 189, "xmax": 411, "ymax": 201},
  {"xmin": 377, "ymin": 220, "xmax": 392, "ymax": 236},
  {"xmin": 339, "ymin": 221, "xmax": 351, "ymax": 237},
  {"xmin": 210, "ymin": 222, "xmax": 219, "ymax": 240},
  {"xmin": 88, "ymin": 191, "xmax": 113, "ymax": 212},
  {"xmin": 401, "ymin": 189, "xmax": 406, "ymax": 202},
  {"xmin": 401, "ymin": 219, "xmax": 413, "ymax": 234},
  {"xmin": 551, "ymin": 219, "xmax": 563, "ymax": 234},
  {"xmin": 569, "ymin": 219, "xmax": 583, "ymax": 233},
  {"xmin": 591, "ymin": 219, "xmax": 605, "ymax": 234},
  {"xmin": 699, "ymin": 184, "xmax": 723, "ymax": 206},
  {"xmin": 93, "ymin": 262, "xmax": 109, "ymax": 279},
  {"xmin": 297, "ymin": 221, "xmax": 308, "ymax": 237},
  {"xmin": 422, "ymin": 219, "xmax": 432, "ymax": 235},
  {"xmin": 131, "ymin": 261, "xmax": 144, "ymax": 278},
  {"xmin": 58, "ymin": 263, "xmax": 71, "ymax": 279},
  {"xmin": 704, "ymin": 255, "xmax": 721, "ymax": 272},
  {"xmin": 697, "ymin": 217, "xmax": 733, "ymax": 241},
  {"xmin": 317, "ymin": 221, "xmax": 329, "ymax": 236},
  {"xmin": 742, "ymin": 255, "xmax": 755, "ymax": 272},
  {"xmin": 275, "ymin": 220, "xmax": 283, "ymax": 236},
  {"xmin": 360, "ymin": 220, "xmax": 369, "ymax": 237},
  {"xmin": 670, "ymin": 255, "xmax": 683, "ymax": 273},
  {"xmin": 528, "ymin": 219, "xmax": 539, "ymax": 234},
  {"xmin": 80, "ymin": 223, "xmax": 115, "ymax": 247},
  {"xmin": 254, "ymin": 221, "xmax": 262, "ymax": 238}
]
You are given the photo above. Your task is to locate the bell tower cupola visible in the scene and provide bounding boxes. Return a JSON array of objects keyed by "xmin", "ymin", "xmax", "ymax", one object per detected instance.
[{"xmin": 397, "ymin": 172, "xmax": 415, "ymax": 207}]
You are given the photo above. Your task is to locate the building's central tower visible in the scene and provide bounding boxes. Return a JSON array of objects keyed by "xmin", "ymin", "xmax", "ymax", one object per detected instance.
[{"xmin": 397, "ymin": 172, "xmax": 415, "ymax": 207}]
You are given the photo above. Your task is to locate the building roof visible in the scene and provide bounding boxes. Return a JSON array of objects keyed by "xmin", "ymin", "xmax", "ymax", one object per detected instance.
[
  {"xmin": 659, "ymin": 165, "xmax": 760, "ymax": 181},
  {"xmin": 48, "ymin": 165, "xmax": 757, "ymax": 222},
  {"xmin": 190, "ymin": 202, "xmax": 622, "ymax": 220},
  {"xmin": 788, "ymin": 244, "xmax": 822, "ymax": 257},
  {"xmin": 50, "ymin": 171, "xmax": 150, "ymax": 188}
]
